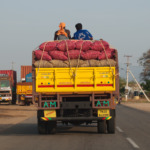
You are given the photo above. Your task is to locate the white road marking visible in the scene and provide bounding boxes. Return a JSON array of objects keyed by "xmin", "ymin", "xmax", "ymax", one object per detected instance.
[
  {"xmin": 126, "ymin": 137, "xmax": 140, "ymax": 149},
  {"xmin": 116, "ymin": 126, "xmax": 124, "ymax": 132}
]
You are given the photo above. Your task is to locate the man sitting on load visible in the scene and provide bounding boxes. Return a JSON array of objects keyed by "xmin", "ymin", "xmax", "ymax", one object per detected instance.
[
  {"xmin": 54, "ymin": 22, "xmax": 71, "ymax": 40},
  {"xmin": 73, "ymin": 23, "xmax": 93, "ymax": 40}
]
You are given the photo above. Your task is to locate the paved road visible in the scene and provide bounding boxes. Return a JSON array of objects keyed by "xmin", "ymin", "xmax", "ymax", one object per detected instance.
[{"xmin": 0, "ymin": 105, "xmax": 150, "ymax": 150}]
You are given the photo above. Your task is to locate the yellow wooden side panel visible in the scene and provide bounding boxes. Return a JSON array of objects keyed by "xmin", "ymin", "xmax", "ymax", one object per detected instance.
[
  {"xmin": 36, "ymin": 67, "xmax": 116, "ymax": 93},
  {"xmin": 17, "ymin": 84, "xmax": 32, "ymax": 95}
]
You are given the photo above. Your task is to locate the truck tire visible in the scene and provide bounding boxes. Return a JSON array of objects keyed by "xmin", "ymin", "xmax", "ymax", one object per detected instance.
[
  {"xmin": 38, "ymin": 120, "xmax": 56, "ymax": 134},
  {"xmin": 47, "ymin": 121, "xmax": 57, "ymax": 134},
  {"xmin": 107, "ymin": 109, "xmax": 115, "ymax": 134},
  {"xmin": 9, "ymin": 101, "xmax": 12, "ymax": 105},
  {"xmin": 38, "ymin": 120, "xmax": 47, "ymax": 134},
  {"xmin": 25, "ymin": 101, "xmax": 30, "ymax": 106},
  {"xmin": 97, "ymin": 120, "xmax": 107, "ymax": 133}
]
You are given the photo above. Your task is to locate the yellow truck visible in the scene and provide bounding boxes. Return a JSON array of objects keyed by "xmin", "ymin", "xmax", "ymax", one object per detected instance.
[
  {"xmin": 17, "ymin": 82, "xmax": 32, "ymax": 105},
  {"xmin": 32, "ymin": 44, "xmax": 119, "ymax": 134}
]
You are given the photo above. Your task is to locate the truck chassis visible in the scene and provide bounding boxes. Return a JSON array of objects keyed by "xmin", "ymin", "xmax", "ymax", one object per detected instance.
[{"xmin": 36, "ymin": 92, "xmax": 116, "ymax": 134}]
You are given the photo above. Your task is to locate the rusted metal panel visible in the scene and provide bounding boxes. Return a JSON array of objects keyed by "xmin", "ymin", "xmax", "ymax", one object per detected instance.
[
  {"xmin": 17, "ymin": 82, "xmax": 32, "ymax": 85},
  {"xmin": 21, "ymin": 66, "xmax": 32, "ymax": 80}
]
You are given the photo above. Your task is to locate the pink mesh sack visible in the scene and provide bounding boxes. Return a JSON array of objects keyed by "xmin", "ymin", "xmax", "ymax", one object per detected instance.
[
  {"xmin": 39, "ymin": 41, "xmax": 57, "ymax": 51},
  {"xmin": 57, "ymin": 40, "xmax": 76, "ymax": 51},
  {"xmin": 49, "ymin": 51, "xmax": 68, "ymax": 60},
  {"xmin": 98, "ymin": 48, "xmax": 114, "ymax": 60},
  {"xmin": 90, "ymin": 40, "xmax": 109, "ymax": 51},
  {"xmin": 75, "ymin": 41, "xmax": 92, "ymax": 51},
  {"xmin": 64, "ymin": 50, "xmax": 83, "ymax": 59},
  {"xmin": 34, "ymin": 50, "xmax": 52, "ymax": 61},
  {"xmin": 81, "ymin": 50, "xmax": 100, "ymax": 60}
]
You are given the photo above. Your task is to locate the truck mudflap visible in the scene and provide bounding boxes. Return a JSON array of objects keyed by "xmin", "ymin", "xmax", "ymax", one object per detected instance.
[{"xmin": 40, "ymin": 116, "xmax": 112, "ymax": 121}]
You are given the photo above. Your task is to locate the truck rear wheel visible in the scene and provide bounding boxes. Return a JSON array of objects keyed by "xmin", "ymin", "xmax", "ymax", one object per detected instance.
[
  {"xmin": 97, "ymin": 120, "xmax": 107, "ymax": 133},
  {"xmin": 107, "ymin": 109, "xmax": 115, "ymax": 134},
  {"xmin": 9, "ymin": 101, "xmax": 12, "ymax": 105},
  {"xmin": 38, "ymin": 120, "xmax": 47, "ymax": 134},
  {"xmin": 38, "ymin": 120, "xmax": 56, "ymax": 134},
  {"xmin": 47, "ymin": 121, "xmax": 56, "ymax": 134}
]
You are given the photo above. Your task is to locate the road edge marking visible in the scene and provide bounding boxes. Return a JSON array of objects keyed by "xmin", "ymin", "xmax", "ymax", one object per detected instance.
[
  {"xmin": 116, "ymin": 126, "xmax": 123, "ymax": 132},
  {"xmin": 126, "ymin": 137, "xmax": 140, "ymax": 149}
]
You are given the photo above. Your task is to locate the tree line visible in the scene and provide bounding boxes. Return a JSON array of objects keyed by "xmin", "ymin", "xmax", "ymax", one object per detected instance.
[{"xmin": 120, "ymin": 49, "xmax": 150, "ymax": 94}]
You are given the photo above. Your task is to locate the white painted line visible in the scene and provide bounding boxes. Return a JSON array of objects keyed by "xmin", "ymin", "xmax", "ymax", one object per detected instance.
[
  {"xmin": 126, "ymin": 137, "xmax": 140, "ymax": 149},
  {"xmin": 116, "ymin": 126, "xmax": 124, "ymax": 132}
]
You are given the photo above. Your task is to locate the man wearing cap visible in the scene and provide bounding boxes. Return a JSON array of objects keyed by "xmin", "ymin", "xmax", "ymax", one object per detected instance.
[{"xmin": 54, "ymin": 22, "xmax": 71, "ymax": 40}]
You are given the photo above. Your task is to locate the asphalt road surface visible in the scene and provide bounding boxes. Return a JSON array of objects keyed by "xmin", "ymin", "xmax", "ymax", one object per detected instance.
[{"xmin": 0, "ymin": 105, "xmax": 150, "ymax": 150}]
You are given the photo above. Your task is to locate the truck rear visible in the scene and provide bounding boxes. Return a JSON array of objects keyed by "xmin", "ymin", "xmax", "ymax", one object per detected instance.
[
  {"xmin": 32, "ymin": 40, "xmax": 119, "ymax": 134},
  {"xmin": 17, "ymin": 82, "xmax": 32, "ymax": 105},
  {"xmin": 17, "ymin": 66, "xmax": 32, "ymax": 105}
]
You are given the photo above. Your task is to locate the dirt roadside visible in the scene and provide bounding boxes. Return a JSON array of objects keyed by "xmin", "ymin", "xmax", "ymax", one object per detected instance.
[
  {"xmin": 0, "ymin": 104, "xmax": 37, "ymax": 132},
  {"xmin": 121, "ymin": 102, "xmax": 150, "ymax": 113}
]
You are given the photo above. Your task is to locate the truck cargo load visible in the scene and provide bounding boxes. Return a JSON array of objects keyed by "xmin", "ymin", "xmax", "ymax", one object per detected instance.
[
  {"xmin": 21, "ymin": 66, "xmax": 32, "ymax": 81},
  {"xmin": 32, "ymin": 40, "xmax": 119, "ymax": 134}
]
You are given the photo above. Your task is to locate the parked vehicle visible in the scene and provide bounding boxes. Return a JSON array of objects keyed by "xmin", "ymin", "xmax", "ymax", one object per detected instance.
[
  {"xmin": 0, "ymin": 70, "xmax": 17, "ymax": 104},
  {"xmin": 17, "ymin": 81, "xmax": 32, "ymax": 105},
  {"xmin": 17, "ymin": 66, "xmax": 32, "ymax": 105}
]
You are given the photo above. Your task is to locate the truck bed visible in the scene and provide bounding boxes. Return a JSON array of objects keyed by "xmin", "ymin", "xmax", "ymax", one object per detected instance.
[
  {"xmin": 35, "ymin": 67, "xmax": 116, "ymax": 93},
  {"xmin": 17, "ymin": 82, "xmax": 32, "ymax": 95}
]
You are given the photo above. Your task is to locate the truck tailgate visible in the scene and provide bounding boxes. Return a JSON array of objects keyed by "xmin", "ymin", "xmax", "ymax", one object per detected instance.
[
  {"xmin": 17, "ymin": 83, "xmax": 32, "ymax": 95},
  {"xmin": 35, "ymin": 67, "xmax": 116, "ymax": 93}
]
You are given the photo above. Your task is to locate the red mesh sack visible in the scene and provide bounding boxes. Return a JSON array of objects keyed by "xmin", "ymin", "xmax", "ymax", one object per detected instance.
[
  {"xmin": 64, "ymin": 50, "xmax": 83, "ymax": 59},
  {"xmin": 34, "ymin": 50, "xmax": 52, "ymax": 61},
  {"xmin": 76, "ymin": 41, "xmax": 92, "ymax": 51},
  {"xmin": 39, "ymin": 41, "xmax": 57, "ymax": 51},
  {"xmin": 98, "ymin": 48, "xmax": 114, "ymax": 60},
  {"xmin": 57, "ymin": 40, "xmax": 76, "ymax": 51},
  {"xmin": 81, "ymin": 50, "xmax": 100, "ymax": 60},
  {"xmin": 49, "ymin": 51, "xmax": 68, "ymax": 60},
  {"xmin": 90, "ymin": 40, "xmax": 109, "ymax": 51}
]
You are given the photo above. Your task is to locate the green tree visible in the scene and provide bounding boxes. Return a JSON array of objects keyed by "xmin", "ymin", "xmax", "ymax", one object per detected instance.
[
  {"xmin": 119, "ymin": 77, "xmax": 126, "ymax": 94},
  {"xmin": 138, "ymin": 49, "xmax": 150, "ymax": 80},
  {"xmin": 128, "ymin": 80, "xmax": 136, "ymax": 87},
  {"xmin": 140, "ymin": 79, "xmax": 150, "ymax": 91}
]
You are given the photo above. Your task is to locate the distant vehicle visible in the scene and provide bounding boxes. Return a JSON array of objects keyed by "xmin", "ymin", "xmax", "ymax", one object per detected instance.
[
  {"xmin": 17, "ymin": 81, "xmax": 32, "ymax": 106},
  {"xmin": 0, "ymin": 70, "xmax": 17, "ymax": 104},
  {"xmin": 17, "ymin": 66, "xmax": 32, "ymax": 106}
]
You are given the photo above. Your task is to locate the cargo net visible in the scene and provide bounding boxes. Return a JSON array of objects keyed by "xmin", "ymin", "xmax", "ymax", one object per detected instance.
[{"xmin": 33, "ymin": 40, "xmax": 117, "ymax": 68}]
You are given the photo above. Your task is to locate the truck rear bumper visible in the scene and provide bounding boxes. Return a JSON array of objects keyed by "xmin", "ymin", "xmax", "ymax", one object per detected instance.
[
  {"xmin": 0, "ymin": 99, "xmax": 12, "ymax": 102},
  {"xmin": 40, "ymin": 116, "xmax": 112, "ymax": 121}
]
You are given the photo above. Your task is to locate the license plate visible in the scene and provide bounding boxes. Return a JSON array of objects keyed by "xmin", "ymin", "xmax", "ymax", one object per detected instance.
[
  {"xmin": 98, "ymin": 109, "xmax": 110, "ymax": 117},
  {"xmin": 21, "ymin": 97, "xmax": 25, "ymax": 100},
  {"xmin": 44, "ymin": 110, "xmax": 56, "ymax": 118}
]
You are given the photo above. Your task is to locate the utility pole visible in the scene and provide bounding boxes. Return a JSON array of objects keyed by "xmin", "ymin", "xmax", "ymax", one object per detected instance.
[
  {"xmin": 11, "ymin": 61, "xmax": 14, "ymax": 70},
  {"xmin": 124, "ymin": 55, "xmax": 132, "ymax": 101},
  {"xmin": 128, "ymin": 70, "xmax": 150, "ymax": 102}
]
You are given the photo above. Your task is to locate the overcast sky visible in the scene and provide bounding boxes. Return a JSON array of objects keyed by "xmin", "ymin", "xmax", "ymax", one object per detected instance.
[{"xmin": 0, "ymin": 0, "xmax": 150, "ymax": 81}]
